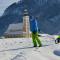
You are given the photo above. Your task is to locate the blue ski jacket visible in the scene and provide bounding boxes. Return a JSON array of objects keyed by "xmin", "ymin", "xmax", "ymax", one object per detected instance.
[{"xmin": 30, "ymin": 17, "xmax": 38, "ymax": 32}]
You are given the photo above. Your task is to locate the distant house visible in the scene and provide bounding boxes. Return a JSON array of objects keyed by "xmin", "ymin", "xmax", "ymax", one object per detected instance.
[{"xmin": 4, "ymin": 23, "xmax": 23, "ymax": 38}]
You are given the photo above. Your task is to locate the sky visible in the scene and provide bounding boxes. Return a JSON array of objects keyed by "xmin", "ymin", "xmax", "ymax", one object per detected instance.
[{"xmin": 0, "ymin": 0, "xmax": 20, "ymax": 16}]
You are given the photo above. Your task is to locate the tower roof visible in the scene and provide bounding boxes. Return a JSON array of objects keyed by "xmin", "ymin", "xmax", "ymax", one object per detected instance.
[{"xmin": 23, "ymin": 9, "xmax": 29, "ymax": 16}]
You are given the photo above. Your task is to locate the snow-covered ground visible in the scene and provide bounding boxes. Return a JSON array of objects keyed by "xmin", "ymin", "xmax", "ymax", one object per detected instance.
[{"xmin": 0, "ymin": 35, "xmax": 60, "ymax": 60}]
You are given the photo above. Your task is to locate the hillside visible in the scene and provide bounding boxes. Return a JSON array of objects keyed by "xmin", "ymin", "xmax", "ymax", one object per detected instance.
[{"xmin": 0, "ymin": 0, "xmax": 60, "ymax": 35}]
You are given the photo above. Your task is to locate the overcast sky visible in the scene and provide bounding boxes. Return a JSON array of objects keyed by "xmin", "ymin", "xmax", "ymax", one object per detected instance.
[{"xmin": 0, "ymin": 0, "xmax": 20, "ymax": 16}]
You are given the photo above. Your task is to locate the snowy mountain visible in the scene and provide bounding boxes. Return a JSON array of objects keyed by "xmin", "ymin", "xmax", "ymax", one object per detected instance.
[{"xmin": 0, "ymin": 0, "xmax": 60, "ymax": 35}]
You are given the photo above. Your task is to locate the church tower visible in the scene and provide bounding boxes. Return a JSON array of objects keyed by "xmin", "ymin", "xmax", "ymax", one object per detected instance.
[{"xmin": 23, "ymin": 9, "xmax": 30, "ymax": 38}]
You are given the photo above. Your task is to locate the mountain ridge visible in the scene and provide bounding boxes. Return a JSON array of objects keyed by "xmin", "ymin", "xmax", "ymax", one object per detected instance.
[{"xmin": 0, "ymin": 0, "xmax": 60, "ymax": 35}]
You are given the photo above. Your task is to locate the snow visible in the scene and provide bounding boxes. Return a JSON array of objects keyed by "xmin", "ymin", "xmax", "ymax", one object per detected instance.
[{"xmin": 0, "ymin": 35, "xmax": 60, "ymax": 60}]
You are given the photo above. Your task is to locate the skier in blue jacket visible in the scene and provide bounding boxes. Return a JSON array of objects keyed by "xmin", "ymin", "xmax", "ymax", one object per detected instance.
[{"xmin": 30, "ymin": 16, "xmax": 42, "ymax": 47}]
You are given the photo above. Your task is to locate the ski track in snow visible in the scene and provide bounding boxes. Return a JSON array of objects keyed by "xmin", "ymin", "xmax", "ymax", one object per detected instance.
[{"xmin": 0, "ymin": 36, "xmax": 60, "ymax": 60}]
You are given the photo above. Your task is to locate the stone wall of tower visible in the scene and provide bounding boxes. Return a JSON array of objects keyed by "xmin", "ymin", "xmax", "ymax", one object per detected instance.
[{"xmin": 23, "ymin": 15, "xmax": 31, "ymax": 38}]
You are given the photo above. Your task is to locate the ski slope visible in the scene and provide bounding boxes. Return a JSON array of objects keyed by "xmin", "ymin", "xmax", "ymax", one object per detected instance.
[{"xmin": 0, "ymin": 35, "xmax": 60, "ymax": 60}]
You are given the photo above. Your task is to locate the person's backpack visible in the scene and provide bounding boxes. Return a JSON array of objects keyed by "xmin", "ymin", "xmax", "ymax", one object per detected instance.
[{"xmin": 55, "ymin": 38, "xmax": 60, "ymax": 44}]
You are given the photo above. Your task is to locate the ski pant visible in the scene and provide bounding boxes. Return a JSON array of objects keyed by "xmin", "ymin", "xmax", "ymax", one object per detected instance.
[{"xmin": 32, "ymin": 32, "xmax": 42, "ymax": 47}]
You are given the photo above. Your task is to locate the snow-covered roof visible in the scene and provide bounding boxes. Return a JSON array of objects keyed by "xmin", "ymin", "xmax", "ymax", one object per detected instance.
[{"xmin": 5, "ymin": 23, "xmax": 23, "ymax": 34}]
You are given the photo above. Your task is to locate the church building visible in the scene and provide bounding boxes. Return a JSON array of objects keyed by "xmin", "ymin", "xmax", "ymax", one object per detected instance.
[{"xmin": 4, "ymin": 9, "xmax": 31, "ymax": 38}]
